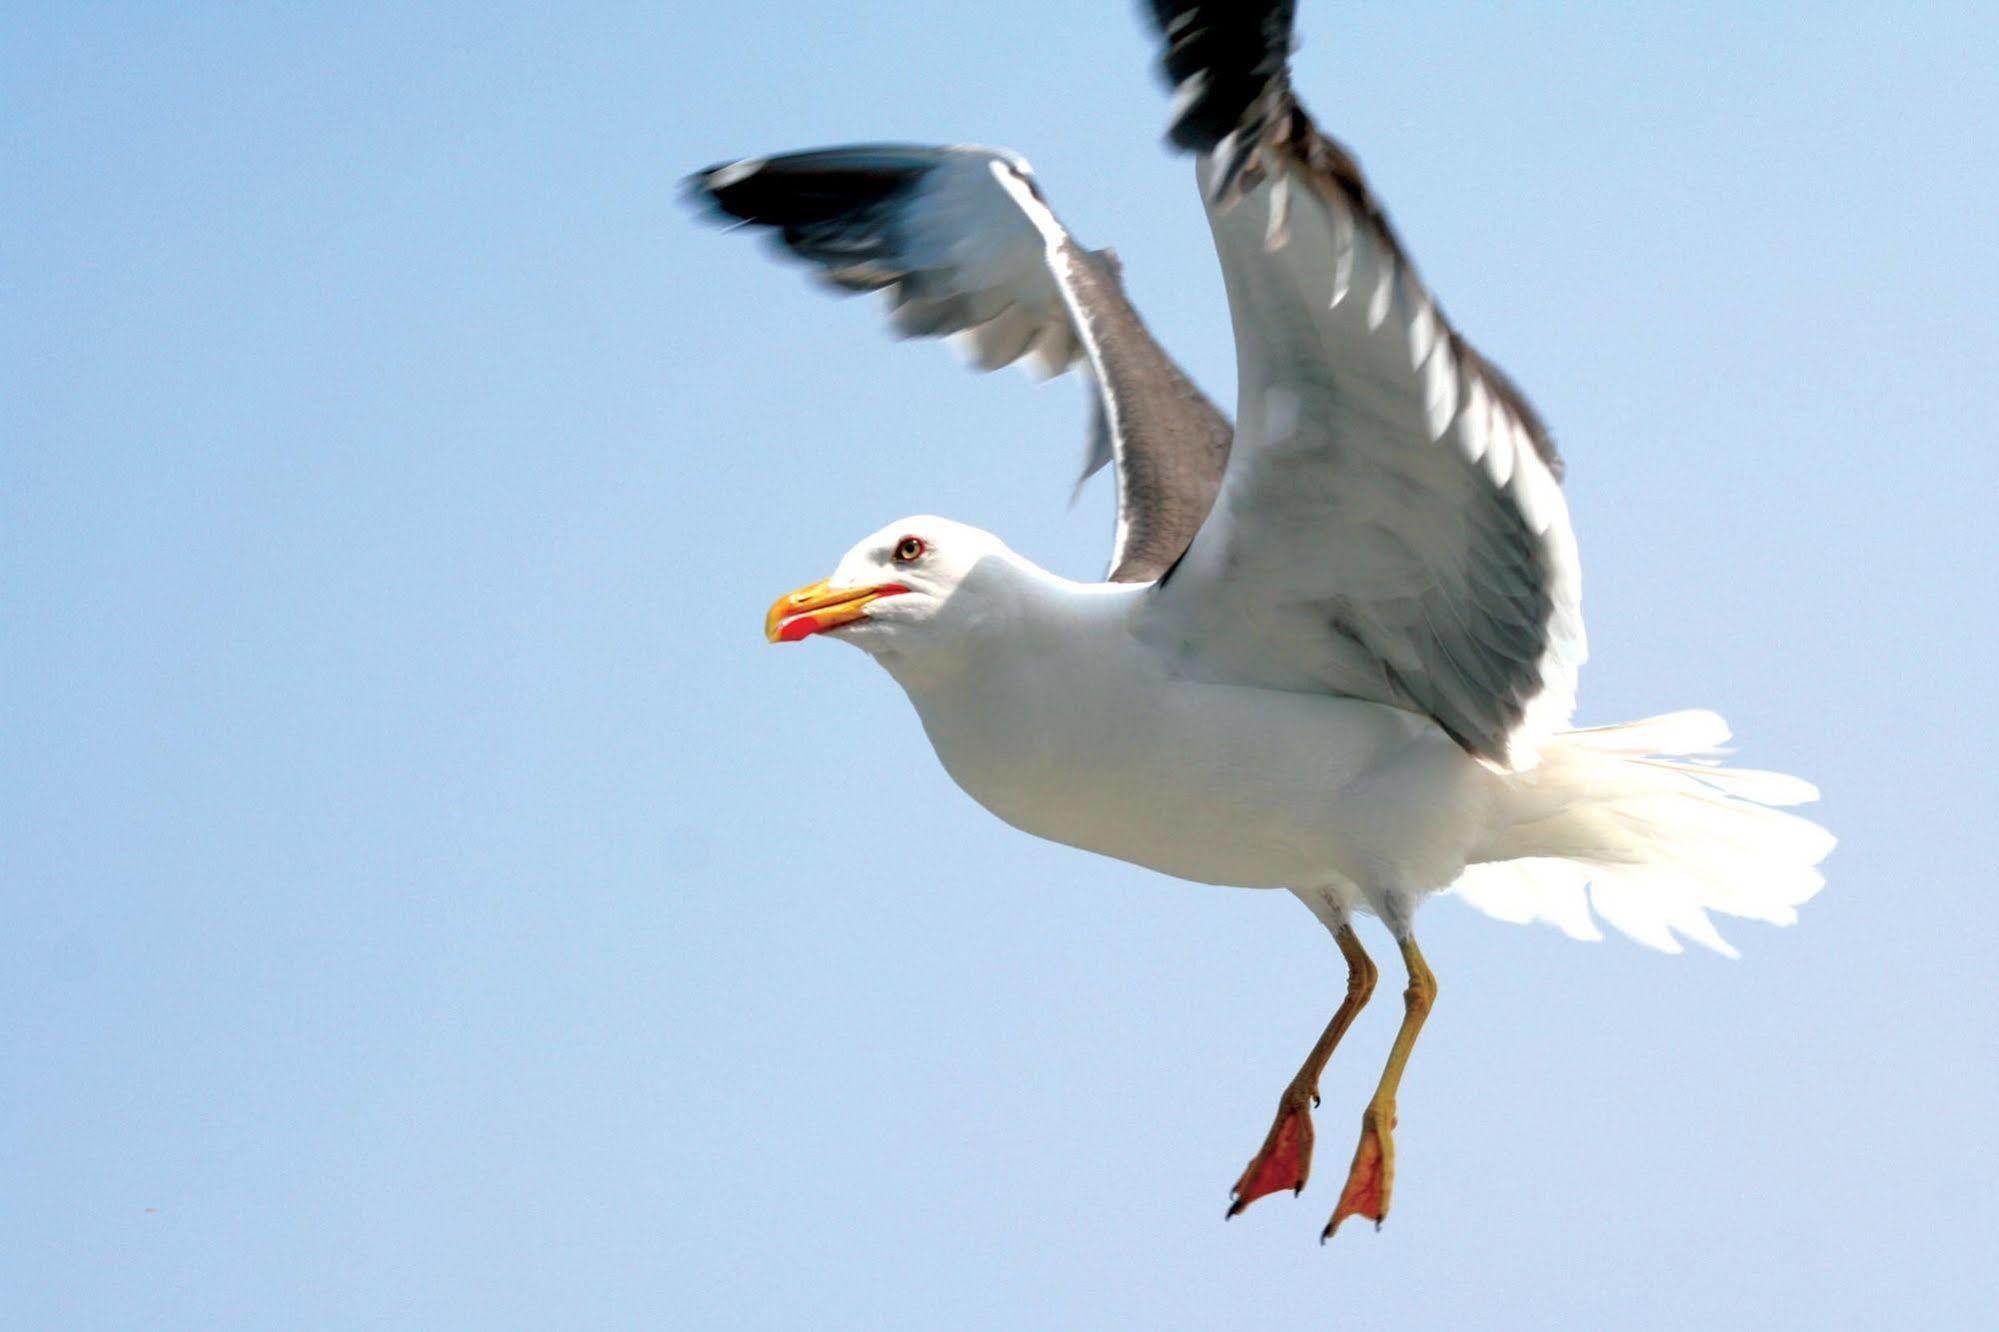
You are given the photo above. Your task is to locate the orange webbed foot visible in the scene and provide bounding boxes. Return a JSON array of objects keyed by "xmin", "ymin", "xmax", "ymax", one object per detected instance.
[
  {"xmin": 1227, "ymin": 1087, "xmax": 1317, "ymax": 1218},
  {"xmin": 1324, "ymin": 1106, "xmax": 1395, "ymax": 1241}
]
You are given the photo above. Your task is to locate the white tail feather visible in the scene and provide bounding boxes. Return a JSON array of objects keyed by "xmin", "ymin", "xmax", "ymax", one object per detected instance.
[{"xmin": 1456, "ymin": 711, "xmax": 1833, "ymax": 957}]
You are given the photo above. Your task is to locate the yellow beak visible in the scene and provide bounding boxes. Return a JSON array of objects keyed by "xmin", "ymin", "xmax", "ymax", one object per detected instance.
[{"xmin": 765, "ymin": 577, "xmax": 909, "ymax": 644}]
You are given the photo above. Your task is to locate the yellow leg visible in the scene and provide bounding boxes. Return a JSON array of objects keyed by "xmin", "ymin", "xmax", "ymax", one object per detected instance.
[
  {"xmin": 1228, "ymin": 924, "xmax": 1378, "ymax": 1216},
  {"xmin": 1325, "ymin": 935, "xmax": 1436, "ymax": 1239}
]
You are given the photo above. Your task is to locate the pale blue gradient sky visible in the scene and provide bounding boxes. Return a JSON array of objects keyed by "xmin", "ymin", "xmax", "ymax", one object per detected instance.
[{"xmin": 7, "ymin": 4, "xmax": 1998, "ymax": 1328}]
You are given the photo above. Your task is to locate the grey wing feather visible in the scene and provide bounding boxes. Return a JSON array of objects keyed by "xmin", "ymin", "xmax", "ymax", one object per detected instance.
[
  {"xmin": 1138, "ymin": 1, "xmax": 1584, "ymax": 766},
  {"xmin": 686, "ymin": 144, "xmax": 1232, "ymax": 582}
]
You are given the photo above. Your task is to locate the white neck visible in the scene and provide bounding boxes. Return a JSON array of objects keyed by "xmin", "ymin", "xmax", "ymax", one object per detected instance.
[{"xmin": 874, "ymin": 557, "xmax": 1147, "ymax": 693}]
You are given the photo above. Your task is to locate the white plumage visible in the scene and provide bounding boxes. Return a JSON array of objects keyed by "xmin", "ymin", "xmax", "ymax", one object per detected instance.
[{"xmin": 795, "ymin": 519, "xmax": 1829, "ymax": 958}]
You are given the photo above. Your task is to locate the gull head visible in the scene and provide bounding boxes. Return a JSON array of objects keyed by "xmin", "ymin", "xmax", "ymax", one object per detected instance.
[{"xmin": 765, "ymin": 516, "xmax": 1023, "ymax": 658}]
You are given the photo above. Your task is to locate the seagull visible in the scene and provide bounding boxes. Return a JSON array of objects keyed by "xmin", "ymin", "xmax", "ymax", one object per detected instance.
[{"xmin": 687, "ymin": 1, "xmax": 1831, "ymax": 1240}]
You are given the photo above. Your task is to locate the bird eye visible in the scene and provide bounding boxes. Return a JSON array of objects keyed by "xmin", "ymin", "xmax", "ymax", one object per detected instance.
[{"xmin": 893, "ymin": 536, "xmax": 926, "ymax": 563}]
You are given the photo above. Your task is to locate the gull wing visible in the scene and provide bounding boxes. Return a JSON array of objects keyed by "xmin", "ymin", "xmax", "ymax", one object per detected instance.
[
  {"xmin": 686, "ymin": 144, "xmax": 1232, "ymax": 582},
  {"xmin": 1139, "ymin": 2, "xmax": 1585, "ymax": 766}
]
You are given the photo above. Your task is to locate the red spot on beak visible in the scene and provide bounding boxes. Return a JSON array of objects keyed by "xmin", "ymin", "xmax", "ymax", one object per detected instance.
[
  {"xmin": 765, "ymin": 581, "xmax": 910, "ymax": 643},
  {"xmin": 776, "ymin": 613, "xmax": 827, "ymax": 643}
]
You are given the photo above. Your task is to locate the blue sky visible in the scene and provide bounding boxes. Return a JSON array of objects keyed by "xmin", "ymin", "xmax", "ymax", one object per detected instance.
[{"xmin": 7, "ymin": 3, "xmax": 1997, "ymax": 1327}]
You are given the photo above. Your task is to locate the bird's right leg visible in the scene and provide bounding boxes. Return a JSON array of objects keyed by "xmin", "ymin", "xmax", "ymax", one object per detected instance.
[
  {"xmin": 1324, "ymin": 932, "xmax": 1437, "ymax": 1239},
  {"xmin": 1227, "ymin": 901, "xmax": 1378, "ymax": 1217}
]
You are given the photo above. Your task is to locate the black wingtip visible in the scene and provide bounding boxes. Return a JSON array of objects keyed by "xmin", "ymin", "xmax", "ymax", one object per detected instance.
[
  {"xmin": 680, "ymin": 157, "xmax": 766, "ymax": 229},
  {"xmin": 679, "ymin": 145, "xmax": 945, "ymax": 234},
  {"xmin": 1143, "ymin": 1, "xmax": 1297, "ymax": 155},
  {"xmin": 680, "ymin": 154, "xmax": 776, "ymax": 227}
]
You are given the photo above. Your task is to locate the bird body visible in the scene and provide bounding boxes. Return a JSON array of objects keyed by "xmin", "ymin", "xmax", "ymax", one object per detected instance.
[
  {"xmin": 853, "ymin": 524, "xmax": 1492, "ymax": 901},
  {"xmin": 695, "ymin": 1, "xmax": 1831, "ymax": 1239},
  {"xmin": 803, "ymin": 520, "xmax": 1824, "ymax": 947}
]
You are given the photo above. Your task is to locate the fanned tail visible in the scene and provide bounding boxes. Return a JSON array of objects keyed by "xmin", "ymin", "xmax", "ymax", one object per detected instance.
[{"xmin": 1457, "ymin": 711, "xmax": 1834, "ymax": 957}]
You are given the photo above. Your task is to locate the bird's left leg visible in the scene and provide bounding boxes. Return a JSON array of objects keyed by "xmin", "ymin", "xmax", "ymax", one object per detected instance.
[
  {"xmin": 1325, "ymin": 931, "xmax": 1436, "ymax": 1239},
  {"xmin": 1228, "ymin": 891, "xmax": 1377, "ymax": 1217}
]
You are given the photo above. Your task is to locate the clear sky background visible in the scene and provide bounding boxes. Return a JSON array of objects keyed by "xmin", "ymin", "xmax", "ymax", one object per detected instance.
[{"xmin": 7, "ymin": 3, "xmax": 1998, "ymax": 1328}]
